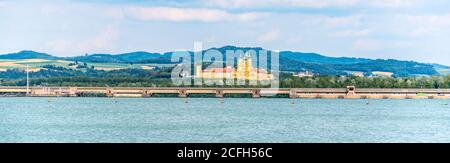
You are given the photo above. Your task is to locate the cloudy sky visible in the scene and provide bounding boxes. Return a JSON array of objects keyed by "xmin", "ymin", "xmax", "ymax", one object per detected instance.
[{"xmin": 0, "ymin": 0, "xmax": 449, "ymax": 65}]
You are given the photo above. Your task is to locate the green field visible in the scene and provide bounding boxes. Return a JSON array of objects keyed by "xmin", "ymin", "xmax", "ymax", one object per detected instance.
[
  {"xmin": 436, "ymin": 68, "xmax": 450, "ymax": 75},
  {"xmin": 0, "ymin": 59, "xmax": 176, "ymax": 71}
]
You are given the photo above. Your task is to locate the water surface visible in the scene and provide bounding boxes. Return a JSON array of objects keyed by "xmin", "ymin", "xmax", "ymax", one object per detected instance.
[{"xmin": 0, "ymin": 97, "xmax": 449, "ymax": 143}]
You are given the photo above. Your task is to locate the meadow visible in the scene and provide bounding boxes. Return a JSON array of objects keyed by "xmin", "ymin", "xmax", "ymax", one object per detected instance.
[{"xmin": 0, "ymin": 59, "xmax": 175, "ymax": 72}]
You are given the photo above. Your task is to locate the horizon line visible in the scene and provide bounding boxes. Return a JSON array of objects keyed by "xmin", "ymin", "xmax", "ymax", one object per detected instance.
[{"xmin": 0, "ymin": 47, "xmax": 447, "ymax": 66}]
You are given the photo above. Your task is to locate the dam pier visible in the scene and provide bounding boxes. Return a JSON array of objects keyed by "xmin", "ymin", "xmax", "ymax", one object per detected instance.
[{"xmin": 1, "ymin": 86, "xmax": 450, "ymax": 99}]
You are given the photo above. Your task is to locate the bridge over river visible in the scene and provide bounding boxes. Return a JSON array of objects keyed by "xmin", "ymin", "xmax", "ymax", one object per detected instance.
[{"xmin": 1, "ymin": 86, "xmax": 450, "ymax": 99}]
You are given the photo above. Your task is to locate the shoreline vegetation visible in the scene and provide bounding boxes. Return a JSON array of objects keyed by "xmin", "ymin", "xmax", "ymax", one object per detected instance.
[
  {"xmin": 1, "ymin": 47, "xmax": 450, "ymax": 91},
  {"xmin": 0, "ymin": 68, "xmax": 449, "ymax": 89},
  {"xmin": 1, "ymin": 86, "xmax": 449, "ymax": 99}
]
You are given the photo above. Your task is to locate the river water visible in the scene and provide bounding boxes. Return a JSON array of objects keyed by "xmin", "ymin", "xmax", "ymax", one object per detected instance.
[{"xmin": 0, "ymin": 97, "xmax": 449, "ymax": 143}]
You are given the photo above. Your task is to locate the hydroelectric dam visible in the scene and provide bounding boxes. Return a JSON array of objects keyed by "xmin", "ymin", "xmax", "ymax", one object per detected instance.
[{"xmin": 1, "ymin": 86, "xmax": 450, "ymax": 99}]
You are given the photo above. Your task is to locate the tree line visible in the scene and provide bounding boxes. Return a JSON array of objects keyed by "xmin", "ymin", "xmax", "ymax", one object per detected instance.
[
  {"xmin": 280, "ymin": 75, "xmax": 450, "ymax": 89},
  {"xmin": 0, "ymin": 66, "xmax": 449, "ymax": 88},
  {"xmin": 1, "ymin": 75, "xmax": 450, "ymax": 89}
]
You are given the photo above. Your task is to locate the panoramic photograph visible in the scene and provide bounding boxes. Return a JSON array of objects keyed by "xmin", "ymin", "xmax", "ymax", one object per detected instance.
[{"xmin": 1, "ymin": 0, "xmax": 450, "ymax": 160}]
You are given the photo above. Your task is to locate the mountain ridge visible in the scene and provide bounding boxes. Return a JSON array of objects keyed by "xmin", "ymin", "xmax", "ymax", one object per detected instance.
[
  {"xmin": 0, "ymin": 50, "xmax": 60, "ymax": 60},
  {"xmin": 0, "ymin": 47, "xmax": 441, "ymax": 65},
  {"xmin": 0, "ymin": 46, "xmax": 448, "ymax": 77}
]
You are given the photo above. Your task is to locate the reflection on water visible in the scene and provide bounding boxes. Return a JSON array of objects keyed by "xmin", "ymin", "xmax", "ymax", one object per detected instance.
[{"xmin": 0, "ymin": 97, "xmax": 449, "ymax": 143}]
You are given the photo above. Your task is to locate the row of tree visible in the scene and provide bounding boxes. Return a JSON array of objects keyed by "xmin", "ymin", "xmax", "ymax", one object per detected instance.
[
  {"xmin": 1, "ymin": 66, "xmax": 450, "ymax": 88},
  {"xmin": 2, "ymin": 75, "xmax": 450, "ymax": 89},
  {"xmin": 280, "ymin": 75, "xmax": 450, "ymax": 88}
]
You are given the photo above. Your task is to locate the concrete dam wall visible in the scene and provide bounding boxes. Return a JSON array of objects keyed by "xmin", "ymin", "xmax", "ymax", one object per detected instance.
[{"xmin": 1, "ymin": 86, "xmax": 449, "ymax": 99}]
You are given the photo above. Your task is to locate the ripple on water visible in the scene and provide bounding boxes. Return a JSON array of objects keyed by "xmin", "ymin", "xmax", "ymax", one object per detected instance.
[{"xmin": 0, "ymin": 97, "xmax": 449, "ymax": 143}]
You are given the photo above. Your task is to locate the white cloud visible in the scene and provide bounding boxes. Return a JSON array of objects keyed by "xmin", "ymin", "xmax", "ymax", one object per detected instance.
[
  {"xmin": 0, "ymin": 1, "xmax": 6, "ymax": 8},
  {"xmin": 333, "ymin": 29, "xmax": 370, "ymax": 37},
  {"xmin": 353, "ymin": 39, "xmax": 383, "ymax": 51},
  {"xmin": 45, "ymin": 40, "xmax": 72, "ymax": 53},
  {"xmin": 282, "ymin": 14, "xmax": 364, "ymax": 29},
  {"xmin": 257, "ymin": 30, "xmax": 280, "ymax": 42},
  {"xmin": 2, "ymin": 0, "xmax": 450, "ymax": 64},
  {"xmin": 323, "ymin": 15, "xmax": 363, "ymax": 28},
  {"xmin": 125, "ymin": 6, "xmax": 269, "ymax": 23},
  {"xmin": 40, "ymin": 4, "xmax": 66, "ymax": 15},
  {"xmin": 368, "ymin": 0, "xmax": 422, "ymax": 8},
  {"xmin": 45, "ymin": 26, "xmax": 120, "ymax": 54},
  {"xmin": 283, "ymin": 0, "xmax": 359, "ymax": 8},
  {"xmin": 401, "ymin": 14, "xmax": 450, "ymax": 37},
  {"xmin": 201, "ymin": 0, "xmax": 422, "ymax": 9},
  {"xmin": 203, "ymin": 0, "xmax": 358, "ymax": 8},
  {"xmin": 78, "ymin": 26, "xmax": 120, "ymax": 52},
  {"xmin": 352, "ymin": 39, "xmax": 413, "ymax": 53}
]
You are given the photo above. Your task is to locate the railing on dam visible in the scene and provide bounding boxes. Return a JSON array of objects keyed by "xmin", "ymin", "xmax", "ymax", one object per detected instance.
[{"xmin": 0, "ymin": 86, "xmax": 449, "ymax": 99}]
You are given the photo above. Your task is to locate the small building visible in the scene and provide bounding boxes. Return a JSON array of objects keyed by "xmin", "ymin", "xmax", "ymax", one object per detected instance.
[
  {"xmin": 346, "ymin": 71, "xmax": 365, "ymax": 77},
  {"xmin": 195, "ymin": 55, "xmax": 273, "ymax": 81},
  {"xmin": 294, "ymin": 71, "xmax": 314, "ymax": 78},
  {"xmin": 372, "ymin": 71, "xmax": 393, "ymax": 77}
]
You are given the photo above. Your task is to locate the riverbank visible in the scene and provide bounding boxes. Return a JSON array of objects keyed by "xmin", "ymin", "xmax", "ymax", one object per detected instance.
[
  {"xmin": 1, "ymin": 97, "xmax": 449, "ymax": 143},
  {"xmin": 1, "ymin": 86, "xmax": 450, "ymax": 99}
]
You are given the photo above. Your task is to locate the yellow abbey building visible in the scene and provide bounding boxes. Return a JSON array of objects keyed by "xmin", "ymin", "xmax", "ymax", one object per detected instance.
[{"xmin": 195, "ymin": 55, "xmax": 273, "ymax": 81}]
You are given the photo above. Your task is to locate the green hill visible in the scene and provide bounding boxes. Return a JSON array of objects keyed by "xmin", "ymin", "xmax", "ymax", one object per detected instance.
[
  {"xmin": 66, "ymin": 51, "xmax": 162, "ymax": 63},
  {"xmin": 0, "ymin": 46, "xmax": 448, "ymax": 77},
  {"xmin": 0, "ymin": 50, "xmax": 59, "ymax": 60}
]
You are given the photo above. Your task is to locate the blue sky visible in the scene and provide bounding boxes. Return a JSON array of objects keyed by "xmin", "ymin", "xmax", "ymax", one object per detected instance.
[{"xmin": 1, "ymin": 0, "xmax": 450, "ymax": 65}]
